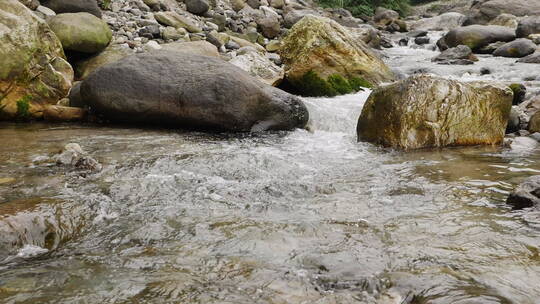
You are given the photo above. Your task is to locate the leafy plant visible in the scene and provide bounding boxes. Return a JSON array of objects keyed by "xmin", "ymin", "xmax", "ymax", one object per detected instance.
[
  {"xmin": 316, "ymin": 0, "xmax": 411, "ymax": 17},
  {"xmin": 99, "ymin": 0, "xmax": 111, "ymax": 10},
  {"xmin": 16, "ymin": 95, "xmax": 32, "ymax": 119}
]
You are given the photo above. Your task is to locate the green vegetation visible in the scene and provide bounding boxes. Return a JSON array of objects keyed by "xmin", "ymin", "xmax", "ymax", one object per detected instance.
[
  {"xmin": 16, "ymin": 95, "xmax": 31, "ymax": 119},
  {"xmin": 99, "ymin": 0, "xmax": 111, "ymax": 10},
  {"xmin": 294, "ymin": 71, "xmax": 370, "ymax": 97},
  {"xmin": 315, "ymin": 0, "xmax": 440, "ymax": 17},
  {"xmin": 316, "ymin": 0, "xmax": 411, "ymax": 17}
]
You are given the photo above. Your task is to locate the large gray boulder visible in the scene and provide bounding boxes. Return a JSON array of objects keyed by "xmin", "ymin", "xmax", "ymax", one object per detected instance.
[
  {"xmin": 467, "ymin": 0, "xmax": 540, "ymax": 25},
  {"xmin": 357, "ymin": 74, "xmax": 513, "ymax": 150},
  {"xmin": 507, "ymin": 175, "xmax": 540, "ymax": 209},
  {"xmin": 80, "ymin": 51, "xmax": 308, "ymax": 131},
  {"xmin": 493, "ymin": 38, "xmax": 537, "ymax": 58},
  {"xmin": 41, "ymin": 0, "xmax": 101, "ymax": 17},
  {"xmin": 516, "ymin": 16, "xmax": 540, "ymax": 38},
  {"xmin": 438, "ymin": 25, "xmax": 516, "ymax": 51}
]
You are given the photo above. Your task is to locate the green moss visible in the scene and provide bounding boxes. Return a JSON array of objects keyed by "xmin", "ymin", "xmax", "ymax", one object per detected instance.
[
  {"xmin": 349, "ymin": 76, "xmax": 373, "ymax": 90},
  {"xmin": 16, "ymin": 95, "xmax": 31, "ymax": 119},
  {"xmin": 327, "ymin": 74, "xmax": 353, "ymax": 95},
  {"xmin": 293, "ymin": 71, "xmax": 371, "ymax": 97},
  {"xmin": 295, "ymin": 70, "xmax": 338, "ymax": 97}
]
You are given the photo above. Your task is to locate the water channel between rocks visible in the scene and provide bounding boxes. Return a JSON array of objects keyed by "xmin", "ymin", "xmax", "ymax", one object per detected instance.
[{"xmin": 1, "ymin": 37, "xmax": 540, "ymax": 304}]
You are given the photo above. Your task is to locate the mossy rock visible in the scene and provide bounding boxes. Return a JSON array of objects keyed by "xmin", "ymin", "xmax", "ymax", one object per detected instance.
[
  {"xmin": 292, "ymin": 71, "xmax": 371, "ymax": 97},
  {"xmin": 48, "ymin": 12, "xmax": 112, "ymax": 54},
  {"xmin": 279, "ymin": 15, "xmax": 394, "ymax": 96},
  {"xmin": 0, "ymin": 0, "xmax": 73, "ymax": 120}
]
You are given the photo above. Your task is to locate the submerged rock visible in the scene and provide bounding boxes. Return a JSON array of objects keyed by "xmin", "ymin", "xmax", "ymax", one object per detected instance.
[
  {"xmin": 80, "ymin": 51, "xmax": 308, "ymax": 131},
  {"xmin": 506, "ymin": 175, "xmax": 540, "ymax": 209},
  {"xmin": 279, "ymin": 15, "xmax": 394, "ymax": 97},
  {"xmin": 0, "ymin": 0, "xmax": 73, "ymax": 120},
  {"xmin": 357, "ymin": 75, "xmax": 513, "ymax": 150},
  {"xmin": 438, "ymin": 25, "xmax": 516, "ymax": 51},
  {"xmin": 53, "ymin": 143, "xmax": 102, "ymax": 171}
]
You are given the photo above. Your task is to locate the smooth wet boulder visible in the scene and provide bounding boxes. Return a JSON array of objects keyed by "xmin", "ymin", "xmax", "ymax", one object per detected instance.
[
  {"xmin": 48, "ymin": 13, "xmax": 112, "ymax": 53},
  {"xmin": 506, "ymin": 175, "xmax": 540, "ymax": 209},
  {"xmin": 80, "ymin": 51, "xmax": 308, "ymax": 131},
  {"xmin": 357, "ymin": 75, "xmax": 513, "ymax": 150},
  {"xmin": 516, "ymin": 16, "xmax": 540, "ymax": 38},
  {"xmin": 493, "ymin": 39, "xmax": 537, "ymax": 58},
  {"xmin": 438, "ymin": 25, "xmax": 516, "ymax": 51},
  {"xmin": 432, "ymin": 45, "xmax": 478, "ymax": 65},
  {"xmin": 0, "ymin": 0, "xmax": 73, "ymax": 120},
  {"xmin": 41, "ymin": 0, "xmax": 101, "ymax": 17},
  {"xmin": 467, "ymin": 0, "xmax": 540, "ymax": 25},
  {"xmin": 74, "ymin": 45, "xmax": 133, "ymax": 79},
  {"xmin": 279, "ymin": 15, "xmax": 394, "ymax": 97}
]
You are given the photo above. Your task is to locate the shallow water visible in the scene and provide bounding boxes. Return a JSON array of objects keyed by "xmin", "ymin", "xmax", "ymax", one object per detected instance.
[{"xmin": 2, "ymin": 38, "xmax": 540, "ymax": 304}]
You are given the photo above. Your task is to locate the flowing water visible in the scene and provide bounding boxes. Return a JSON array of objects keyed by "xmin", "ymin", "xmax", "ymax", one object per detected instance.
[{"xmin": 1, "ymin": 37, "xmax": 540, "ymax": 304}]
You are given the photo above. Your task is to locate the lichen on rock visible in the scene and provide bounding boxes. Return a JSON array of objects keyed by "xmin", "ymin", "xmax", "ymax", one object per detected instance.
[
  {"xmin": 0, "ymin": 0, "xmax": 73, "ymax": 120},
  {"xmin": 357, "ymin": 74, "xmax": 513, "ymax": 150}
]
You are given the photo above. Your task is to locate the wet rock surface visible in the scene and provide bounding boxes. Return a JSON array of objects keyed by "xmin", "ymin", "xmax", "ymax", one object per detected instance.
[{"xmin": 80, "ymin": 51, "xmax": 309, "ymax": 131}]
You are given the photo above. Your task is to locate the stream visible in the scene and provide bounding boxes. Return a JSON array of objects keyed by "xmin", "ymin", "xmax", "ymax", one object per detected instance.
[{"xmin": 0, "ymin": 35, "xmax": 540, "ymax": 304}]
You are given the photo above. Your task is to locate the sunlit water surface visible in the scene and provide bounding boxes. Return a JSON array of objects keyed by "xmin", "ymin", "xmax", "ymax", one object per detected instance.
[{"xmin": 1, "ymin": 37, "xmax": 540, "ymax": 304}]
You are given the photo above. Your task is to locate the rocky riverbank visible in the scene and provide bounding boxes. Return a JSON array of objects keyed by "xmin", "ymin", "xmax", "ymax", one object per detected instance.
[{"xmin": 2, "ymin": 0, "xmax": 540, "ymax": 301}]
